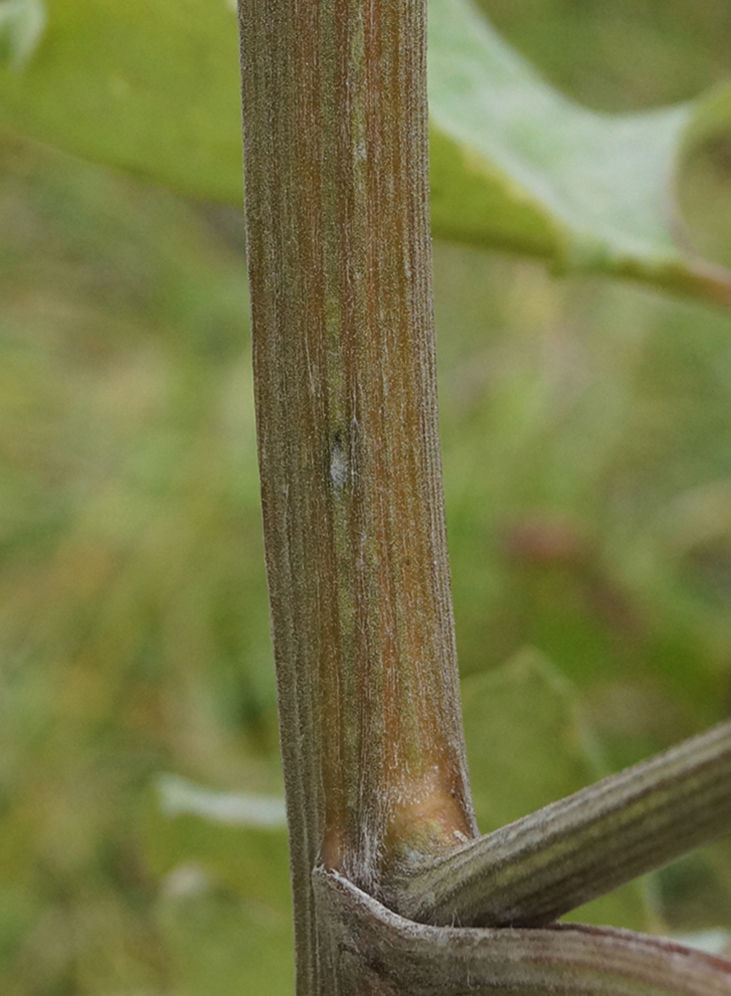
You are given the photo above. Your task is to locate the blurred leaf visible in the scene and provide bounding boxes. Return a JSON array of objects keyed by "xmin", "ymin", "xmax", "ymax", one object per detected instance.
[
  {"xmin": 0, "ymin": 0, "xmax": 243, "ymax": 202},
  {"xmin": 148, "ymin": 777, "xmax": 293, "ymax": 994},
  {"xmin": 461, "ymin": 649, "xmax": 652, "ymax": 930},
  {"xmin": 428, "ymin": 0, "xmax": 731, "ymax": 304},
  {"xmin": 156, "ymin": 866, "xmax": 293, "ymax": 996},
  {"xmin": 670, "ymin": 930, "xmax": 731, "ymax": 957},
  {"xmin": 157, "ymin": 773, "xmax": 286, "ymax": 828},
  {"xmin": 1, "ymin": 0, "xmax": 731, "ymax": 306},
  {"xmin": 146, "ymin": 776, "xmax": 290, "ymax": 910},
  {"xmin": 0, "ymin": 0, "xmax": 45, "ymax": 71},
  {"xmin": 658, "ymin": 838, "xmax": 731, "ymax": 933},
  {"xmin": 0, "ymin": 886, "xmax": 36, "ymax": 963}
]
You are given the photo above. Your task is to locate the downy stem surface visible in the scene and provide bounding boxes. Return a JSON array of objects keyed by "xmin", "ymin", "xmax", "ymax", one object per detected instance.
[{"xmin": 238, "ymin": 0, "xmax": 475, "ymax": 990}]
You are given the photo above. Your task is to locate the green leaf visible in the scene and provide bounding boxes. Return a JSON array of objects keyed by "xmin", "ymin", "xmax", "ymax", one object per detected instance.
[
  {"xmin": 658, "ymin": 839, "xmax": 731, "ymax": 933},
  {"xmin": 0, "ymin": 0, "xmax": 730, "ymax": 304},
  {"xmin": 427, "ymin": 0, "xmax": 731, "ymax": 304},
  {"xmin": 0, "ymin": 0, "xmax": 243, "ymax": 202},
  {"xmin": 145, "ymin": 775, "xmax": 290, "ymax": 910},
  {"xmin": 461, "ymin": 649, "xmax": 652, "ymax": 930},
  {"xmin": 156, "ymin": 867, "xmax": 293, "ymax": 996},
  {"xmin": 147, "ymin": 776, "xmax": 293, "ymax": 993}
]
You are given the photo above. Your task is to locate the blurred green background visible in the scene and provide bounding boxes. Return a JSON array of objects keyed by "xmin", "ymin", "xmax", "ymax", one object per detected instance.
[{"xmin": 2, "ymin": 0, "xmax": 731, "ymax": 993}]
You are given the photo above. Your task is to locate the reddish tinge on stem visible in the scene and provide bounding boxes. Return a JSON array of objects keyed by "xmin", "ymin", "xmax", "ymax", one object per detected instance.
[{"xmin": 238, "ymin": 0, "xmax": 475, "ymax": 990}]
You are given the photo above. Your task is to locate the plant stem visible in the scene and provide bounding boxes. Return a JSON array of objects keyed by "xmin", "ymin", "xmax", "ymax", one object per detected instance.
[
  {"xmin": 238, "ymin": 0, "xmax": 731, "ymax": 988},
  {"xmin": 393, "ymin": 719, "xmax": 731, "ymax": 928},
  {"xmin": 237, "ymin": 0, "xmax": 475, "ymax": 990},
  {"xmin": 317, "ymin": 869, "xmax": 731, "ymax": 995}
]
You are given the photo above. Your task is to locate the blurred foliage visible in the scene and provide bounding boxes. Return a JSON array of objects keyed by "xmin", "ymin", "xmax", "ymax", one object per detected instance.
[
  {"xmin": 2, "ymin": 0, "xmax": 731, "ymax": 304},
  {"xmin": 461, "ymin": 650, "xmax": 651, "ymax": 930},
  {"xmin": 1, "ymin": 1, "xmax": 731, "ymax": 994},
  {"xmin": 0, "ymin": 0, "xmax": 242, "ymax": 201},
  {"xmin": 147, "ymin": 776, "xmax": 289, "ymax": 907},
  {"xmin": 0, "ymin": 134, "xmax": 279, "ymax": 994}
]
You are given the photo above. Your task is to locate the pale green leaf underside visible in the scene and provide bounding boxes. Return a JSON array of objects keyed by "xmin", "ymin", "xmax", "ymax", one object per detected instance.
[
  {"xmin": 0, "ymin": 0, "xmax": 730, "ymax": 302},
  {"xmin": 427, "ymin": 0, "xmax": 731, "ymax": 303},
  {"xmin": 673, "ymin": 931, "xmax": 731, "ymax": 957},
  {"xmin": 156, "ymin": 773, "xmax": 287, "ymax": 829}
]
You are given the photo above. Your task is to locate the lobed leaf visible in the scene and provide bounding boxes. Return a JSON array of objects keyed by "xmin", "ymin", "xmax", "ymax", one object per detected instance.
[{"xmin": 427, "ymin": 0, "xmax": 731, "ymax": 304}]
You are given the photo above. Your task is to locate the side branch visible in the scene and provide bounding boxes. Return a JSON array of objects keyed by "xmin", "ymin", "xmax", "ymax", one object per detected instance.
[
  {"xmin": 316, "ymin": 868, "xmax": 731, "ymax": 995},
  {"xmin": 390, "ymin": 720, "xmax": 731, "ymax": 928}
]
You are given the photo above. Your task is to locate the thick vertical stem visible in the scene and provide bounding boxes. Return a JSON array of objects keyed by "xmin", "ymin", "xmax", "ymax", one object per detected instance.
[{"xmin": 238, "ymin": 1, "xmax": 475, "ymax": 992}]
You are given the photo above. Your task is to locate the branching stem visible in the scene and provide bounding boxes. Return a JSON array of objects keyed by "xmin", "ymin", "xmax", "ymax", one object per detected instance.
[
  {"xmin": 392, "ymin": 719, "xmax": 731, "ymax": 927},
  {"xmin": 238, "ymin": 0, "xmax": 731, "ymax": 990},
  {"xmin": 317, "ymin": 868, "xmax": 731, "ymax": 995}
]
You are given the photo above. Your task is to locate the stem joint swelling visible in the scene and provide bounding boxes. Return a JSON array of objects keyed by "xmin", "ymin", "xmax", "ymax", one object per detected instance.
[
  {"xmin": 386, "ymin": 720, "xmax": 731, "ymax": 930},
  {"xmin": 315, "ymin": 867, "xmax": 731, "ymax": 996}
]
